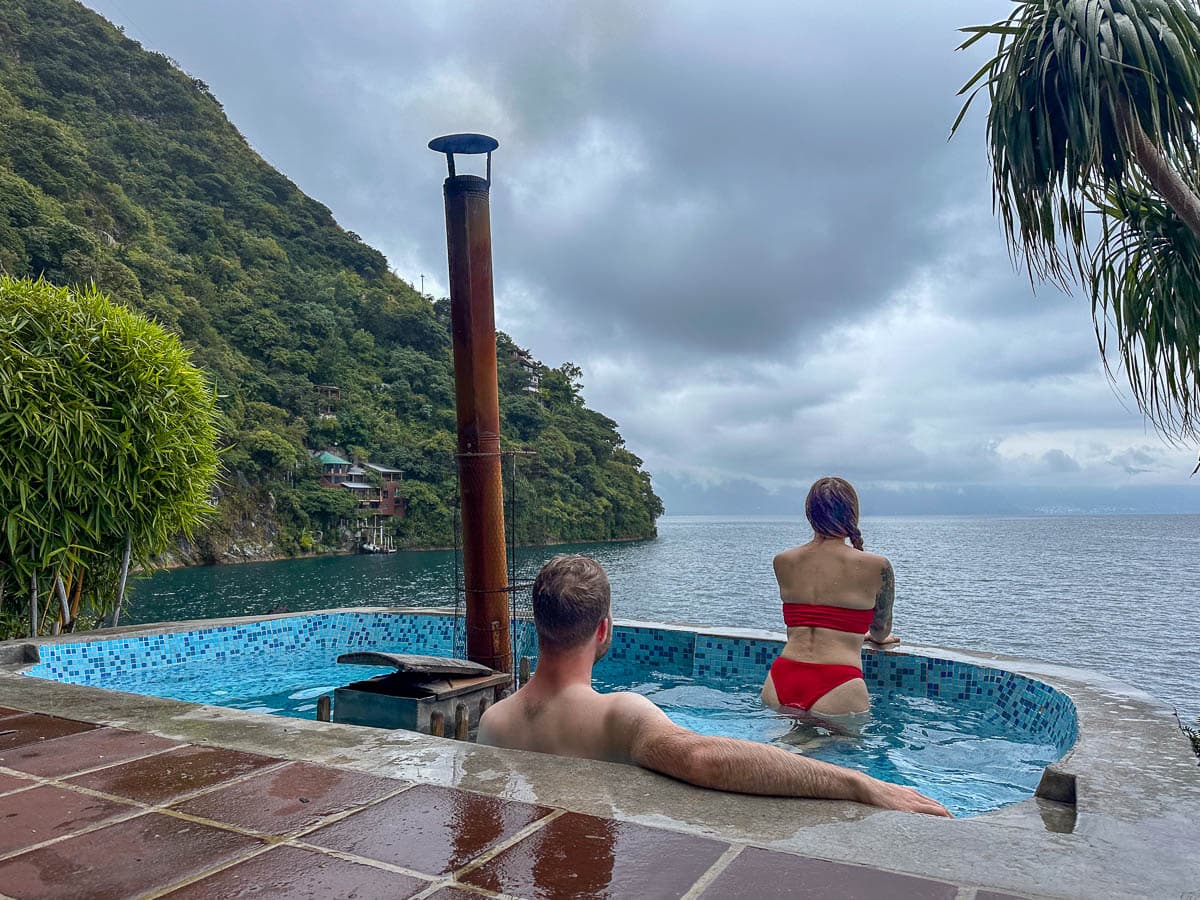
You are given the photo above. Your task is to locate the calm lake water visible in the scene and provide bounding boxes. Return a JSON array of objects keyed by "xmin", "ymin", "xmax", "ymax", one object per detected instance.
[{"xmin": 128, "ymin": 514, "xmax": 1200, "ymax": 722}]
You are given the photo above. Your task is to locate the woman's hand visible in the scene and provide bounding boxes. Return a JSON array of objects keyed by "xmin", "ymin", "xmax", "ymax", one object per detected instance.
[{"xmin": 866, "ymin": 632, "xmax": 900, "ymax": 646}]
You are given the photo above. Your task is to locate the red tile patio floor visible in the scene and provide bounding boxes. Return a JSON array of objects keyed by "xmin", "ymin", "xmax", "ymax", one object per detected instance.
[{"xmin": 0, "ymin": 711, "xmax": 1031, "ymax": 899}]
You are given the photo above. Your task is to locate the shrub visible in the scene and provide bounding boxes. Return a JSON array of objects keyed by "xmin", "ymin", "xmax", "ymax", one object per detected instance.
[{"xmin": 0, "ymin": 275, "xmax": 220, "ymax": 636}]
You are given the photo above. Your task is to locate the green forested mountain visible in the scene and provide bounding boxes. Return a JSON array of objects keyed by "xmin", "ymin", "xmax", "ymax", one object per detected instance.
[{"xmin": 0, "ymin": 0, "xmax": 662, "ymax": 557}]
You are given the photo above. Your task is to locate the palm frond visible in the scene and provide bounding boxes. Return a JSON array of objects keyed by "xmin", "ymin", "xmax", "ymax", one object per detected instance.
[
  {"xmin": 953, "ymin": 0, "xmax": 1200, "ymax": 284},
  {"xmin": 1090, "ymin": 184, "xmax": 1200, "ymax": 439}
]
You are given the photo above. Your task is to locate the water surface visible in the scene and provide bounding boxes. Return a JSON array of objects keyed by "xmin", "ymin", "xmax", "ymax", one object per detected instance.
[{"xmin": 129, "ymin": 514, "xmax": 1200, "ymax": 721}]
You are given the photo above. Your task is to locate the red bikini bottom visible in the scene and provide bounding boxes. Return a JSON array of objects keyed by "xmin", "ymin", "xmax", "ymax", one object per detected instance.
[{"xmin": 769, "ymin": 657, "xmax": 864, "ymax": 711}]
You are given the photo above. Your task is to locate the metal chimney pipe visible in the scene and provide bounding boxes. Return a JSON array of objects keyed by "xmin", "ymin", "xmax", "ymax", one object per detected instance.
[{"xmin": 429, "ymin": 133, "xmax": 512, "ymax": 674}]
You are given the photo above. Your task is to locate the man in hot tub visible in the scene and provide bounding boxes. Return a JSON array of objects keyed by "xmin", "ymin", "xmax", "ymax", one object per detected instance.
[{"xmin": 478, "ymin": 555, "xmax": 950, "ymax": 816}]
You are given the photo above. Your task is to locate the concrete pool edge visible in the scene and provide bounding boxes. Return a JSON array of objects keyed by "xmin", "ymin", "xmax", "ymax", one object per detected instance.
[{"xmin": 2, "ymin": 609, "xmax": 1198, "ymax": 897}]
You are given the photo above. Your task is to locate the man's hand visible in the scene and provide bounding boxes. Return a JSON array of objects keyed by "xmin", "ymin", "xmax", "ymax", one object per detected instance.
[
  {"xmin": 866, "ymin": 632, "xmax": 900, "ymax": 646},
  {"xmin": 856, "ymin": 777, "xmax": 952, "ymax": 817}
]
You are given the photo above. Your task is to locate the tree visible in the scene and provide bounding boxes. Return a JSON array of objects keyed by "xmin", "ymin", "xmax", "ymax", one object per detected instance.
[
  {"xmin": 0, "ymin": 276, "xmax": 220, "ymax": 637},
  {"xmin": 953, "ymin": 0, "xmax": 1200, "ymax": 449}
]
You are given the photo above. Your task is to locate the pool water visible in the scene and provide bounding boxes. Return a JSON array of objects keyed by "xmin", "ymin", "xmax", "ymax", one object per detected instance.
[
  {"xmin": 597, "ymin": 669, "xmax": 1061, "ymax": 817},
  {"xmin": 88, "ymin": 649, "xmax": 397, "ymax": 719},
  {"xmin": 82, "ymin": 646, "xmax": 1057, "ymax": 817}
]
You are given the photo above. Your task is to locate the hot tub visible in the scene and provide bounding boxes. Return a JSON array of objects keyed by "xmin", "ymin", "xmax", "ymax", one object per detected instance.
[{"xmin": 21, "ymin": 609, "xmax": 1076, "ymax": 817}]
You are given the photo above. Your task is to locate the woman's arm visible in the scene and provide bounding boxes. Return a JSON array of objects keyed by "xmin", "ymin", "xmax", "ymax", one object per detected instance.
[{"xmin": 867, "ymin": 560, "xmax": 898, "ymax": 644}]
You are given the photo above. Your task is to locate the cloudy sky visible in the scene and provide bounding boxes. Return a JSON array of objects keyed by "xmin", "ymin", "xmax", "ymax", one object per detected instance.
[{"xmin": 86, "ymin": 0, "xmax": 1200, "ymax": 514}]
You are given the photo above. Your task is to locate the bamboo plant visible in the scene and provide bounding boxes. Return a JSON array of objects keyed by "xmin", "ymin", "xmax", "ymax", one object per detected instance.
[{"xmin": 0, "ymin": 276, "xmax": 220, "ymax": 637}]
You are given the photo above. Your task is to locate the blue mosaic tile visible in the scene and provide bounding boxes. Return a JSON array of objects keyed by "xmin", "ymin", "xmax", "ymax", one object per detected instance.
[
  {"xmin": 23, "ymin": 613, "xmax": 1077, "ymax": 755},
  {"xmin": 603, "ymin": 626, "xmax": 693, "ymax": 675},
  {"xmin": 868, "ymin": 653, "xmax": 1077, "ymax": 753},
  {"xmin": 24, "ymin": 611, "xmax": 460, "ymax": 686},
  {"xmin": 692, "ymin": 636, "xmax": 781, "ymax": 681}
]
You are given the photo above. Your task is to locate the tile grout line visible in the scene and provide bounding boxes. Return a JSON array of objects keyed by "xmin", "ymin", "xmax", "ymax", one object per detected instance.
[
  {"xmin": 0, "ymin": 756, "xmax": 293, "ymax": 864},
  {"xmin": 270, "ymin": 780, "xmax": 419, "ymax": 840},
  {"xmin": 154, "ymin": 779, "xmax": 418, "ymax": 841},
  {"xmin": 0, "ymin": 764, "xmax": 40, "ymax": 778},
  {"xmin": 409, "ymin": 878, "xmax": 523, "ymax": 900},
  {"xmin": 280, "ymin": 804, "xmax": 566, "ymax": 887},
  {"xmin": 678, "ymin": 843, "xmax": 744, "ymax": 900},
  {"xmin": 406, "ymin": 881, "xmax": 453, "ymax": 900},
  {"xmin": 286, "ymin": 839, "xmax": 443, "ymax": 881},
  {"xmin": 8, "ymin": 742, "xmax": 275, "ymax": 794},
  {"xmin": 0, "ymin": 777, "xmax": 39, "ymax": 798},
  {"xmin": 0, "ymin": 803, "xmax": 150, "ymax": 862},
  {"xmin": 139, "ymin": 781, "xmax": 426, "ymax": 900},
  {"xmin": 17, "ymin": 778, "xmax": 158, "ymax": 807},
  {"xmin": 708, "ymin": 831, "xmax": 976, "ymax": 886},
  {"xmin": 450, "ymin": 808, "xmax": 567, "ymax": 882},
  {"xmin": 44, "ymin": 755, "xmax": 294, "ymax": 809},
  {"xmin": 140, "ymin": 842, "xmax": 283, "ymax": 900},
  {"xmin": 0, "ymin": 740, "xmax": 186, "ymax": 783}
]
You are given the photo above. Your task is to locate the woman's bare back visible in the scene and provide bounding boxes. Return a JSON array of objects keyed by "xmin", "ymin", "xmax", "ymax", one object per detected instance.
[
  {"xmin": 774, "ymin": 540, "xmax": 888, "ymax": 609},
  {"xmin": 763, "ymin": 538, "xmax": 897, "ymax": 715}
]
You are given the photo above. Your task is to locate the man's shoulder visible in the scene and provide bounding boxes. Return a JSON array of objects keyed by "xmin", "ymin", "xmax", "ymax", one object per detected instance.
[
  {"xmin": 601, "ymin": 689, "xmax": 669, "ymax": 728},
  {"xmin": 602, "ymin": 689, "xmax": 655, "ymax": 710},
  {"xmin": 477, "ymin": 691, "xmax": 521, "ymax": 745}
]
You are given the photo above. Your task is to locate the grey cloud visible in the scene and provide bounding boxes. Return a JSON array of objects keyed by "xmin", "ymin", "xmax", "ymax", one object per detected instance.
[
  {"xmin": 83, "ymin": 0, "xmax": 1198, "ymax": 505},
  {"xmin": 1107, "ymin": 447, "xmax": 1160, "ymax": 476},
  {"xmin": 96, "ymin": 0, "xmax": 998, "ymax": 354},
  {"xmin": 1039, "ymin": 450, "xmax": 1081, "ymax": 474}
]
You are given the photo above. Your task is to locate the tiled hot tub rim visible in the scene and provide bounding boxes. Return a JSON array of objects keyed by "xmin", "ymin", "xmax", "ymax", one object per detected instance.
[
  {"xmin": 3, "ymin": 608, "xmax": 1196, "ymax": 898},
  {"xmin": 18, "ymin": 608, "xmax": 1077, "ymax": 757}
]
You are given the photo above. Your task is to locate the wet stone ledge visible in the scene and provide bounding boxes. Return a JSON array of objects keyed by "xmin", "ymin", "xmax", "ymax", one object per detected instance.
[{"xmin": 2, "ymin": 608, "xmax": 1198, "ymax": 897}]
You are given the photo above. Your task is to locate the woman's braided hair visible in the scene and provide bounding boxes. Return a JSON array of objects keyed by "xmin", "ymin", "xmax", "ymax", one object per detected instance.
[{"xmin": 805, "ymin": 476, "xmax": 864, "ymax": 550}]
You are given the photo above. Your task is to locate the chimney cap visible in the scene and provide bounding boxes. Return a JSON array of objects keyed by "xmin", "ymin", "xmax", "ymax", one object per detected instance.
[
  {"xmin": 428, "ymin": 133, "xmax": 499, "ymax": 155},
  {"xmin": 429, "ymin": 133, "xmax": 499, "ymax": 181}
]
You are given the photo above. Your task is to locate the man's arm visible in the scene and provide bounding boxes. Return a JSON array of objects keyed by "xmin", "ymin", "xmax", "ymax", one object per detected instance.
[
  {"xmin": 867, "ymin": 560, "xmax": 898, "ymax": 645},
  {"xmin": 614, "ymin": 694, "xmax": 949, "ymax": 816}
]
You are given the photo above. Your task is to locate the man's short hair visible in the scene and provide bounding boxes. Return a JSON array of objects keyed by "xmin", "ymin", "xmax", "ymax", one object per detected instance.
[{"xmin": 531, "ymin": 555, "xmax": 611, "ymax": 651}]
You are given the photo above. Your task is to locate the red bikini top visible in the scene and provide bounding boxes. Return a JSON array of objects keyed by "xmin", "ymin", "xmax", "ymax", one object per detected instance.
[{"xmin": 782, "ymin": 603, "xmax": 874, "ymax": 633}]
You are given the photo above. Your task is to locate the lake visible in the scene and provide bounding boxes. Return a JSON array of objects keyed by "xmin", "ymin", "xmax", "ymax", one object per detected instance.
[{"xmin": 127, "ymin": 514, "xmax": 1200, "ymax": 722}]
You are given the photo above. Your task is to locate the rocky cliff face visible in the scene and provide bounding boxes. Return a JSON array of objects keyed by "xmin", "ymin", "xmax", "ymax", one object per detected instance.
[{"xmin": 156, "ymin": 486, "xmax": 355, "ymax": 567}]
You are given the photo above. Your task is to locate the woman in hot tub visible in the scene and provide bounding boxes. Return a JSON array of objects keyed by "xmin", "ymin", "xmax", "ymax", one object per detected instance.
[{"xmin": 762, "ymin": 476, "xmax": 898, "ymax": 717}]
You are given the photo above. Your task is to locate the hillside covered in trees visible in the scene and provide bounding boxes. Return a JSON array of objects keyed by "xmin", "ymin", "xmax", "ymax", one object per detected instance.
[{"xmin": 0, "ymin": 0, "xmax": 662, "ymax": 558}]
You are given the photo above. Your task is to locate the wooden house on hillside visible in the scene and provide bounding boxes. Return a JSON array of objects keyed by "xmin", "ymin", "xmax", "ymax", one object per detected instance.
[
  {"xmin": 364, "ymin": 463, "xmax": 406, "ymax": 517},
  {"xmin": 316, "ymin": 384, "xmax": 341, "ymax": 419},
  {"xmin": 313, "ymin": 450, "xmax": 406, "ymax": 520},
  {"xmin": 316, "ymin": 450, "xmax": 351, "ymax": 486},
  {"xmin": 513, "ymin": 348, "xmax": 541, "ymax": 392}
]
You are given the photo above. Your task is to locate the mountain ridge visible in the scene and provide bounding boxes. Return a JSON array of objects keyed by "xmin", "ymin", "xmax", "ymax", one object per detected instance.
[{"xmin": 0, "ymin": 0, "xmax": 662, "ymax": 558}]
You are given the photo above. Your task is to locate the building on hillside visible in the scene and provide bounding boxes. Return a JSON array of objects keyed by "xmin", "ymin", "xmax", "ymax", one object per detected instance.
[
  {"xmin": 364, "ymin": 463, "xmax": 406, "ymax": 517},
  {"xmin": 316, "ymin": 384, "xmax": 341, "ymax": 419},
  {"xmin": 316, "ymin": 450, "xmax": 351, "ymax": 486},
  {"xmin": 512, "ymin": 348, "xmax": 541, "ymax": 392},
  {"xmin": 313, "ymin": 450, "xmax": 406, "ymax": 520},
  {"xmin": 339, "ymin": 481, "xmax": 376, "ymax": 507}
]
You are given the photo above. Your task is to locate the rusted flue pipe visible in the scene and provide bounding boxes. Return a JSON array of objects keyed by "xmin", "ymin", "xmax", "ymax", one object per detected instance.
[{"xmin": 430, "ymin": 133, "xmax": 512, "ymax": 674}]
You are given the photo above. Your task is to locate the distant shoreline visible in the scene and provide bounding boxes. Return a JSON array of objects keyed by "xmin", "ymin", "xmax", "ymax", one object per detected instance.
[
  {"xmin": 152, "ymin": 531, "xmax": 658, "ymax": 572},
  {"xmin": 659, "ymin": 511, "xmax": 1200, "ymax": 518}
]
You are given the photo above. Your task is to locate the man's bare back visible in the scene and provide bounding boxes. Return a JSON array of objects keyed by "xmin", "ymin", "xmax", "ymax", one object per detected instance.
[{"xmin": 479, "ymin": 681, "xmax": 644, "ymax": 764}]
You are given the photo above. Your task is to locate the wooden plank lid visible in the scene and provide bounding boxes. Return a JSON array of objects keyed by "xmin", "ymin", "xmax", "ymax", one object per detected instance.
[{"xmin": 335, "ymin": 652, "xmax": 495, "ymax": 677}]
